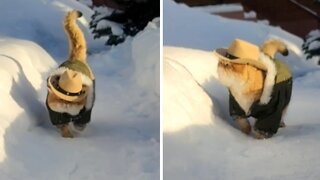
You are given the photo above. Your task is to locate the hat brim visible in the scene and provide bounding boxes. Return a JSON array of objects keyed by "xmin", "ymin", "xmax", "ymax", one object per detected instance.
[
  {"xmin": 48, "ymin": 76, "xmax": 87, "ymax": 102},
  {"xmin": 214, "ymin": 48, "xmax": 267, "ymax": 71}
]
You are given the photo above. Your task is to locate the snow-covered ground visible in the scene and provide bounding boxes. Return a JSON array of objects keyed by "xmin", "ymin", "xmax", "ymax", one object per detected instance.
[
  {"xmin": 164, "ymin": 0, "xmax": 320, "ymax": 179},
  {"xmin": 0, "ymin": 0, "xmax": 159, "ymax": 179}
]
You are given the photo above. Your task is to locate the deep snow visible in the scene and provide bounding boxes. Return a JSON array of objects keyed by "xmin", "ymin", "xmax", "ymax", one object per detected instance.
[
  {"xmin": 0, "ymin": 0, "xmax": 159, "ymax": 179},
  {"xmin": 164, "ymin": 0, "xmax": 320, "ymax": 179}
]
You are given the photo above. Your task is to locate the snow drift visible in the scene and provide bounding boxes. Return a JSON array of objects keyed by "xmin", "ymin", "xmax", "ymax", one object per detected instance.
[
  {"xmin": 0, "ymin": 38, "xmax": 55, "ymax": 162},
  {"xmin": 132, "ymin": 19, "xmax": 160, "ymax": 96},
  {"xmin": 163, "ymin": 58, "xmax": 214, "ymax": 133}
]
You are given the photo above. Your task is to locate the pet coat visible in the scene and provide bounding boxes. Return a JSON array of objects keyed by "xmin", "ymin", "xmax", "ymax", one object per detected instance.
[
  {"xmin": 229, "ymin": 59, "xmax": 292, "ymax": 134},
  {"xmin": 46, "ymin": 60, "xmax": 95, "ymax": 125}
]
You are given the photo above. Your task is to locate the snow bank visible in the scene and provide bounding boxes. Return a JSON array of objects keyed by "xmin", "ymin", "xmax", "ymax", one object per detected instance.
[
  {"xmin": 132, "ymin": 19, "xmax": 160, "ymax": 96},
  {"xmin": 163, "ymin": 58, "xmax": 214, "ymax": 133},
  {"xmin": 164, "ymin": 46, "xmax": 219, "ymax": 84},
  {"xmin": 193, "ymin": 3, "xmax": 243, "ymax": 14},
  {"xmin": 95, "ymin": 19, "xmax": 124, "ymax": 36},
  {"xmin": 0, "ymin": 37, "xmax": 56, "ymax": 162},
  {"xmin": 244, "ymin": 11, "xmax": 257, "ymax": 19}
]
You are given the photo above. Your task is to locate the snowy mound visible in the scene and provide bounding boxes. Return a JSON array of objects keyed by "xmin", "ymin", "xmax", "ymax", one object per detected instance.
[
  {"xmin": 0, "ymin": 38, "xmax": 56, "ymax": 162},
  {"xmin": 163, "ymin": 46, "xmax": 220, "ymax": 132},
  {"xmin": 132, "ymin": 19, "xmax": 160, "ymax": 96},
  {"xmin": 164, "ymin": 46, "xmax": 219, "ymax": 84},
  {"xmin": 163, "ymin": 58, "xmax": 214, "ymax": 133}
]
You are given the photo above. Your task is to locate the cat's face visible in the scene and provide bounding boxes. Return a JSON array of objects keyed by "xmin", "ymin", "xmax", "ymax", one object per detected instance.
[{"xmin": 217, "ymin": 60, "xmax": 265, "ymax": 96}]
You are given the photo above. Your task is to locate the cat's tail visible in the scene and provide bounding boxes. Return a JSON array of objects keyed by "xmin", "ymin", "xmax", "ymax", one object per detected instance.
[
  {"xmin": 261, "ymin": 39, "xmax": 288, "ymax": 59},
  {"xmin": 64, "ymin": 10, "xmax": 86, "ymax": 63}
]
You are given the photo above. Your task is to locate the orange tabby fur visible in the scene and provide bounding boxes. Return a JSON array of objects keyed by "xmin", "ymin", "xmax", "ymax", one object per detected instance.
[{"xmin": 218, "ymin": 60, "xmax": 264, "ymax": 115}]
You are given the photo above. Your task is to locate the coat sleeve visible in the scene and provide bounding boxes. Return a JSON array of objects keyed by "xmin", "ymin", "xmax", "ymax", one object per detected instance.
[{"xmin": 229, "ymin": 92, "xmax": 248, "ymax": 118}]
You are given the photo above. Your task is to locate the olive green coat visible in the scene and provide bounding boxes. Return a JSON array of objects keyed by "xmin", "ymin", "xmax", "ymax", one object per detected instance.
[{"xmin": 46, "ymin": 59, "xmax": 95, "ymax": 125}]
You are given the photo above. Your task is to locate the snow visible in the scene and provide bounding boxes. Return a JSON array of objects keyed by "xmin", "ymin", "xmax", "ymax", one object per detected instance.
[
  {"xmin": 305, "ymin": 29, "xmax": 320, "ymax": 47},
  {"xmin": 301, "ymin": 30, "xmax": 320, "ymax": 64},
  {"xmin": 163, "ymin": 56, "xmax": 214, "ymax": 133},
  {"xmin": 96, "ymin": 19, "xmax": 124, "ymax": 35},
  {"xmin": 93, "ymin": 6, "xmax": 118, "ymax": 20},
  {"xmin": 78, "ymin": 0, "xmax": 92, "ymax": 7},
  {"xmin": 192, "ymin": 4, "xmax": 243, "ymax": 14},
  {"xmin": 244, "ymin": 11, "xmax": 257, "ymax": 19},
  {"xmin": 308, "ymin": 40, "xmax": 320, "ymax": 51},
  {"xmin": 164, "ymin": 0, "xmax": 320, "ymax": 179},
  {"xmin": 308, "ymin": 29, "xmax": 320, "ymax": 37},
  {"xmin": 0, "ymin": 0, "xmax": 159, "ymax": 179},
  {"xmin": 90, "ymin": 6, "xmax": 126, "ymax": 40},
  {"xmin": 257, "ymin": 19, "xmax": 270, "ymax": 25},
  {"xmin": 132, "ymin": 20, "xmax": 160, "ymax": 96}
]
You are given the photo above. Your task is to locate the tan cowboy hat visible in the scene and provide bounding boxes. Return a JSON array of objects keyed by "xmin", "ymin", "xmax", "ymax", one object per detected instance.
[
  {"xmin": 214, "ymin": 39, "xmax": 267, "ymax": 70},
  {"xmin": 48, "ymin": 69, "xmax": 87, "ymax": 101}
]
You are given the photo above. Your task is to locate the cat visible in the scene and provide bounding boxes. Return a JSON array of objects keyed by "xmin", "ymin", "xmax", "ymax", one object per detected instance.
[
  {"xmin": 217, "ymin": 39, "xmax": 292, "ymax": 139},
  {"xmin": 46, "ymin": 10, "xmax": 95, "ymax": 138}
]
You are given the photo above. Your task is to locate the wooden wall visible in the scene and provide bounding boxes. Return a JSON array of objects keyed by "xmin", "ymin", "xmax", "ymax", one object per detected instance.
[{"xmin": 242, "ymin": 0, "xmax": 320, "ymax": 38}]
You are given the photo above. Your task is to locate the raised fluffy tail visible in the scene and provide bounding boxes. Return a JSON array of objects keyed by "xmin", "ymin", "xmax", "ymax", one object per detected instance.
[
  {"xmin": 259, "ymin": 39, "xmax": 289, "ymax": 104},
  {"xmin": 64, "ymin": 10, "xmax": 86, "ymax": 63},
  {"xmin": 261, "ymin": 39, "xmax": 288, "ymax": 59}
]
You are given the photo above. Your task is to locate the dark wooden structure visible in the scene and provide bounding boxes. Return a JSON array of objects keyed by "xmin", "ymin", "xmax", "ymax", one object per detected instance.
[
  {"xmin": 242, "ymin": 0, "xmax": 320, "ymax": 38},
  {"xmin": 91, "ymin": 0, "xmax": 125, "ymax": 9},
  {"xmin": 174, "ymin": 0, "xmax": 239, "ymax": 6}
]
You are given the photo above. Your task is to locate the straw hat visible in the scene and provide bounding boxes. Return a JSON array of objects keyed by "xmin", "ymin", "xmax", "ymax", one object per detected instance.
[
  {"xmin": 214, "ymin": 39, "xmax": 267, "ymax": 70},
  {"xmin": 48, "ymin": 69, "xmax": 86, "ymax": 101}
]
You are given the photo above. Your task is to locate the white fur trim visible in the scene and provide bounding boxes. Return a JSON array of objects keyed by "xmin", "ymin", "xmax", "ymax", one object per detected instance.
[
  {"xmin": 230, "ymin": 87, "xmax": 256, "ymax": 115},
  {"xmin": 218, "ymin": 64, "xmax": 254, "ymax": 115},
  {"xmin": 259, "ymin": 53, "xmax": 277, "ymax": 104},
  {"xmin": 48, "ymin": 66, "xmax": 94, "ymax": 109},
  {"xmin": 49, "ymin": 102, "xmax": 83, "ymax": 115}
]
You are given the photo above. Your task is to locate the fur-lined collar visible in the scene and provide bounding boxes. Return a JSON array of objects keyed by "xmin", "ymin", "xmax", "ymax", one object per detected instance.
[{"xmin": 259, "ymin": 53, "xmax": 277, "ymax": 104}]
